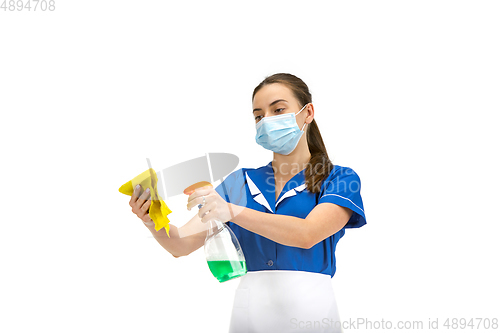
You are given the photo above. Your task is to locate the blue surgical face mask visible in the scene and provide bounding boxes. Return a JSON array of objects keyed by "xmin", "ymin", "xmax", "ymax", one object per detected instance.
[{"xmin": 255, "ymin": 103, "xmax": 308, "ymax": 155}]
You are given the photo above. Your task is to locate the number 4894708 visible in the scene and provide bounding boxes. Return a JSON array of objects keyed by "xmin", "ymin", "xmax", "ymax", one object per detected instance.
[{"xmin": 1, "ymin": 0, "xmax": 56, "ymax": 11}]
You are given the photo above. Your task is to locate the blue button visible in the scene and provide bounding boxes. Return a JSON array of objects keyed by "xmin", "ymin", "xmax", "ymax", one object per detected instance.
[{"xmin": 267, "ymin": 260, "xmax": 274, "ymax": 266}]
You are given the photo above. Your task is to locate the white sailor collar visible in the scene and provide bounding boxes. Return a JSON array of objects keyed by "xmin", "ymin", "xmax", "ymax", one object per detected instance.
[{"xmin": 244, "ymin": 162, "xmax": 307, "ymax": 213}]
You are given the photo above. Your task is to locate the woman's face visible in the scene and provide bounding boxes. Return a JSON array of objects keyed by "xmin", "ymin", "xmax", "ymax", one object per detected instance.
[{"xmin": 252, "ymin": 83, "xmax": 304, "ymax": 125}]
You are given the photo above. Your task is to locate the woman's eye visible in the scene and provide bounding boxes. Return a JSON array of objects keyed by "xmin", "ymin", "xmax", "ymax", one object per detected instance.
[{"xmin": 255, "ymin": 109, "xmax": 284, "ymax": 121}]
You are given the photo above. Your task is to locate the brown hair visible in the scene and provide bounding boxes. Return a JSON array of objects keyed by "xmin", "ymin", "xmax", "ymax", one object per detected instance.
[{"xmin": 252, "ymin": 73, "xmax": 334, "ymax": 193}]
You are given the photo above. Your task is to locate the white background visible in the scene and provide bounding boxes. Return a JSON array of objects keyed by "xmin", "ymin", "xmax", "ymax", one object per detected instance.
[{"xmin": 1, "ymin": 1, "xmax": 499, "ymax": 332}]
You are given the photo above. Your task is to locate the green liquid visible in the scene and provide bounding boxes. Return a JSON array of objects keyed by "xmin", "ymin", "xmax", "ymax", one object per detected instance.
[{"xmin": 207, "ymin": 260, "xmax": 247, "ymax": 283}]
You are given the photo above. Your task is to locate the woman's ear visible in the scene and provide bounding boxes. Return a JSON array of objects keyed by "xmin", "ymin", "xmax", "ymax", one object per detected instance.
[{"xmin": 305, "ymin": 103, "xmax": 314, "ymax": 124}]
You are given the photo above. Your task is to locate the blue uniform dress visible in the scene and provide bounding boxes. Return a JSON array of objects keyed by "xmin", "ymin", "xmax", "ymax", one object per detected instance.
[{"xmin": 214, "ymin": 161, "xmax": 366, "ymax": 333}]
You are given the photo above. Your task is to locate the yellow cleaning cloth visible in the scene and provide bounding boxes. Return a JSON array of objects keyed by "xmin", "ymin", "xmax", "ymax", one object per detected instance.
[{"xmin": 119, "ymin": 168, "xmax": 172, "ymax": 237}]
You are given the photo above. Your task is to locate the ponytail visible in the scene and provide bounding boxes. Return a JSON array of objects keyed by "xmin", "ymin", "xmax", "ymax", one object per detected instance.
[{"xmin": 304, "ymin": 119, "xmax": 334, "ymax": 193}]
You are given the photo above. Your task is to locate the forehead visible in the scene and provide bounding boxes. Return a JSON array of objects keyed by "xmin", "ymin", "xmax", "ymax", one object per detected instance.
[{"xmin": 252, "ymin": 83, "xmax": 296, "ymax": 108}]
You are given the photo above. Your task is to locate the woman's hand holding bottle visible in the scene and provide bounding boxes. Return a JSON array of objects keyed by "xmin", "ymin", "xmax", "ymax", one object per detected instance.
[{"xmin": 185, "ymin": 184, "xmax": 243, "ymax": 223}]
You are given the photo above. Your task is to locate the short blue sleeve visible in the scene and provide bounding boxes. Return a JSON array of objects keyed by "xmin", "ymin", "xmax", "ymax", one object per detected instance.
[
  {"xmin": 214, "ymin": 168, "xmax": 248, "ymax": 233},
  {"xmin": 318, "ymin": 166, "xmax": 367, "ymax": 229},
  {"xmin": 214, "ymin": 168, "xmax": 248, "ymax": 207}
]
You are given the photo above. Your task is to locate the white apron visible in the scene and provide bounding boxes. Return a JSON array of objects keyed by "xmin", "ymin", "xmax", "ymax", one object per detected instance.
[{"xmin": 228, "ymin": 271, "xmax": 343, "ymax": 333}]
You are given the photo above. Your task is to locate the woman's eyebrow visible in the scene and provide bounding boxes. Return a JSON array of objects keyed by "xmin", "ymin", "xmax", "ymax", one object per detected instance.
[{"xmin": 253, "ymin": 99, "xmax": 288, "ymax": 113}]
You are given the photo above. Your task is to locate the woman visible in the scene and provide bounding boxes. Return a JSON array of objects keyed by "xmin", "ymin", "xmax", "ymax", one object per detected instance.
[{"xmin": 130, "ymin": 73, "xmax": 367, "ymax": 332}]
